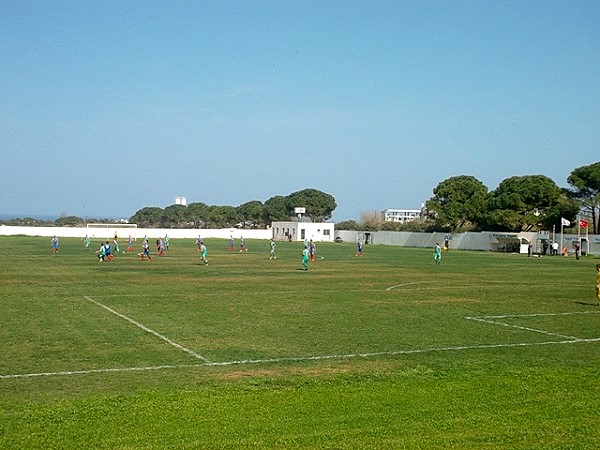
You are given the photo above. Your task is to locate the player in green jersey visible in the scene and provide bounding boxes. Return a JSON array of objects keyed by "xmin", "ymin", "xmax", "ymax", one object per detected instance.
[
  {"xmin": 301, "ymin": 245, "xmax": 309, "ymax": 270},
  {"xmin": 433, "ymin": 243, "xmax": 441, "ymax": 265},
  {"xmin": 200, "ymin": 241, "xmax": 208, "ymax": 266}
]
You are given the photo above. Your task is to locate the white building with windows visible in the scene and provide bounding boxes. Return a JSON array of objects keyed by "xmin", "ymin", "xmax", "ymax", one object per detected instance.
[
  {"xmin": 382, "ymin": 208, "xmax": 423, "ymax": 223},
  {"xmin": 271, "ymin": 220, "xmax": 334, "ymax": 242}
]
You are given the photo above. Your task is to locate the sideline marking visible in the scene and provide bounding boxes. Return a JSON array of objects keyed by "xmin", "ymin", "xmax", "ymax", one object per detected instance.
[
  {"xmin": 2, "ymin": 337, "xmax": 599, "ymax": 380},
  {"xmin": 210, "ymin": 337, "xmax": 600, "ymax": 367},
  {"xmin": 0, "ymin": 364, "xmax": 194, "ymax": 379},
  {"xmin": 83, "ymin": 296, "xmax": 212, "ymax": 363}
]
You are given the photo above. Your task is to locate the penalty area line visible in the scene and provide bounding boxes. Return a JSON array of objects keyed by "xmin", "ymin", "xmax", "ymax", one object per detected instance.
[
  {"xmin": 465, "ymin": 316, "xmax": 580, "ymax": 340},
  {"xmin": 466, "ymin": 311, "xmax": 600, "ymax": 320},
  {"xmin": 83, "ymin": 296, "xmax": 212, "ymax": 364},
  {"xmin": 465, "ymin": 310, "xmax": 600, "ymax": 341}
]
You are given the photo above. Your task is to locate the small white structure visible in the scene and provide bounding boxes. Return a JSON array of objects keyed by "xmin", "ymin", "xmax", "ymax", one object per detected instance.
[
  {"xmin": 175, "ymin": 196, "xmax": 187, "ymax": 206},
  {"xmin": 382, "ymin": 208, "xmax": 422, "ymax": 223},
  {"xmin": 271, "ymin": 220, "xmax": 334, "ymax": 242}
]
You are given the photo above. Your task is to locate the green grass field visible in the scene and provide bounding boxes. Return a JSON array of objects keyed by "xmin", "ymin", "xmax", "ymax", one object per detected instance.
[{"xmin": 1, "ymin": 235, "xmax": 599, "ymax": 449}]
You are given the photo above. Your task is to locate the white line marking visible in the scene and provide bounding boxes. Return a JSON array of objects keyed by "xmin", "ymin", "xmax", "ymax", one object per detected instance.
[
  {"xmin": 83, "ymin": 296, "xmax": 212, "ymax": 363},
  {"xmin": 466, "ymin": 311, "xmax": 600, "ymax": 320},
  {"xmin": 2, "ymin": 310, "xmax": 598, "ymax": 380},
  {"xmin": 0, "ymin": 364, "xmax": 195, "ymax": 379},
  {"xmin": 466, "ymin": 317, "xmax": 580, "ymax": 340},
  {"xmin": 2, "ymin": 337, "xmax": 599, "ymax": 379},
  {"xmin": 209, "ymin": 337, "xmax": 600, "ymax": 367},
  {"xmin": 386, "ymin": 282, "xmax": 593, "ymax": 292},
  {"xmin": 465, "ymin": 311, "xmax": 600, "ymax": 341},
  {"xmin": 386, "ymin": 281, "xmax": 427, "ymax": 291}
]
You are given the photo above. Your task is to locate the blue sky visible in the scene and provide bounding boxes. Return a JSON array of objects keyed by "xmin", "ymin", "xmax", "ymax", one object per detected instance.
[{"xmin": 1, "ymin": 0, "xmax": 599, "ymax": 221}]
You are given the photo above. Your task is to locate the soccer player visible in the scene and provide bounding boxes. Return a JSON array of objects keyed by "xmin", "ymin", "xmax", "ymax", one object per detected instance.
[
  {"xmin": 596, "ymin": 264, "xmax": 600, "ymax": 306},
  {"xmin": 434, "ymin": 243, "xmax": 442, "ymax": 265},
  {"xmin": 140, "ymin": 238, "xmax": 152, "ymax": 261},
  {"xmin": 301, "ymin": 245, "xmax": 309, "ymax": 271},
  {"xmin": 196, "ymin": 235, "xmax": 202, "ymax": 252},
  {"xmin": 95, "ymin": 242, "xmax": 107, "ymax": 261},
  {"xmin": 164, "ymin": 234, "xmax": 170, "ymax": 251},
  {"xmin": 309, "ymin": 239, "xmax": 316, "ymax": 262},
  {"xmin": 355, "ymin": 239, "xmax": 363, "ymax": 257},
  {"xmin": 156, "ymin": 237, "xmax": 165, "ymax": 257},
  {"xmin": 51, "ymin": 236, "xmax": 59, "ymax": 254},
  {"xmin": 200, "ymin": 241, "xmax": 208, "ymax": 266},
  {"xmin": 84, "ymin": 235, "xmax": 91, "ymax": 250},
  {"xmin": 229, "ymin": 235, "xmax": 235, "ymax": 251},
  {"xmin": 269, "ymin": 239, "xmax": 276, "ymax": 260},
  {"xmin": 127, "ymin": 235, "xmax": 135, "ymax": 252},
  {"xmin": 240, "ymin": 237, "xmax": 247, "ymax": 252},
  {"xmin": 104, "ymin": 241, "xmax": 114, "ymax": 261}
]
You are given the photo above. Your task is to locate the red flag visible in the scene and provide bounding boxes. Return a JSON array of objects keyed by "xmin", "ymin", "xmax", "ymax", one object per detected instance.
[{"xmin": 579, "ymin": 220, "xmax": 588, "ymax": 228}]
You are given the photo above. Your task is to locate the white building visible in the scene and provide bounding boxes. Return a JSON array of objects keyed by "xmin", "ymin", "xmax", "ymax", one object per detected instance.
[
  {"xmin": 271, "ymin": 220, "xmax": 334, "ymax": 242},
  {"xmin": 382, "ymin": 208, "xmax": 422, "ymax": 223}
]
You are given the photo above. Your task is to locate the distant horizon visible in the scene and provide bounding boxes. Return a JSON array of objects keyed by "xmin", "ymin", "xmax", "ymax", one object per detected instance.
[{"xmin": 0, "ymin": 213, "xmax": 128, "ymax": 221}]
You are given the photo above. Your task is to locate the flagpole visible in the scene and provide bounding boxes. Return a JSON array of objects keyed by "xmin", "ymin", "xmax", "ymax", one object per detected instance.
[
  {"xmin": 584, "ymin": 220, "xmax": 589, "ymax": 255},
  {"xmin": 586, "ymin": 223, "xmax": 589, "ymax": 254},
  {"xmin": 587, "ymin": 224, "xmax": 590, "ymax": 255},
  {"xmin": 560, "ymin": 220, "xmax": 564, "ymax": 256}
]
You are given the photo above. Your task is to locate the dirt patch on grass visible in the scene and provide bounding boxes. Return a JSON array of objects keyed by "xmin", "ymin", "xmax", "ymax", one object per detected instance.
[
  {"xmin": 215, "ymin": 365, "xmax": 351, "ymax": 381},
  {"xmin": 367, "ymin": 297, "xmax": 483, "ymax": 305},
  {"xmin": 212, "ymin": 358, "xmax": 427, "ymax": 382}
]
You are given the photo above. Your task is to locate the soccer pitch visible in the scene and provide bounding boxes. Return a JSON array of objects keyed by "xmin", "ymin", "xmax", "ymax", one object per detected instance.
[{"xmin": 1, "ymin": 236, "xmax": 599, "ymax": 449}]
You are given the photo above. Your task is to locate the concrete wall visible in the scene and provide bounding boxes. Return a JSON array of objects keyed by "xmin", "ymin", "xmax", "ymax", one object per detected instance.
[
  {"xmin": 2, "ymin": 225, "xmax": 597, "ymax": 255},
  {"xmin": 334, "ymin": 230, "xmax": 600, "ymax": 255},
  {"xmin": 0, "ymin": 225, "xmax": 271, "ymax": 241}
]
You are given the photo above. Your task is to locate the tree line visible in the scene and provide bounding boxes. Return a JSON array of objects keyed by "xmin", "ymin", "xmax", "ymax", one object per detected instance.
[
  {"xmin": 0, "ymin": 188, "xmax": 336, "ymax": 229},
  {"xmin": 3, "ymin": 163, "xmax": 598, "ymax": 234},
  {"xmin": 129, "ymin": 188, "xmax": 337, "ymax": 229},
  {"xmin": 338, "ymin": 161, "xmax": 600, "ymax": 235}
]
